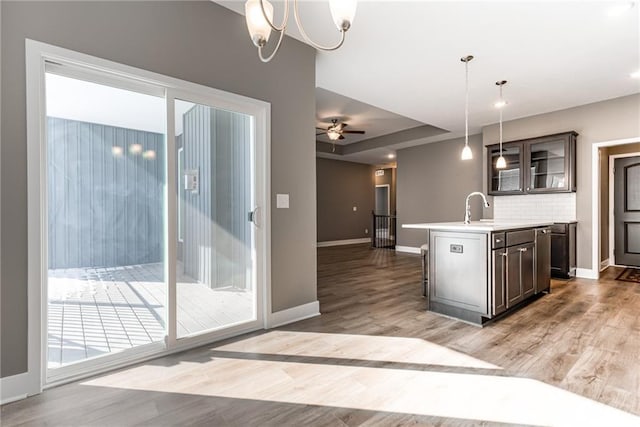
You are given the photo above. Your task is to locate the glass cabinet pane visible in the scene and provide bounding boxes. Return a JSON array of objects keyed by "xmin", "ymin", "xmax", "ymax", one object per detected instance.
[
  {"xmin": 529, "ymin": 139, "xmax": 566, "ymax": 190},
  {"xmin": 490, "ymin": 144, "xmax": 522, "ymax": 193}
]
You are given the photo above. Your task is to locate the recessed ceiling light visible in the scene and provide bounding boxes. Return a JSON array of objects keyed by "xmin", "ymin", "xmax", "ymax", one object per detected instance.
[
  {"xmin": 387, "ymin": 153, "xmax": 395, "ymax": 159},
  {"xmin": 607, "ymin": 2, "xmax": 635, "ymax": 17},
  {"xmin": 631, "ymin": 70, "xmax": 640, "ymax": 78}
]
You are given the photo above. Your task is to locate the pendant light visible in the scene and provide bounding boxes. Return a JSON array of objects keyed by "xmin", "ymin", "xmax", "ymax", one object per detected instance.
[
  {"xmin": 245, "ymin": 0, "xmax": 357, "ymax": 63},
  {"xmin": 460, "ymin": 55, "xmax": 474, "ymax": 160},
  {"xmin": 495, "ymin": 80, "xmax": 508, "ymax": 169}
]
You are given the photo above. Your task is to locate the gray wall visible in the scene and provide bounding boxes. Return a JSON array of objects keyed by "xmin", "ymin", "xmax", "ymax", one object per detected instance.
[
  {"xmin": 1, "ymin": 1, "xmax": 316, "ymax": 378},
  {"xmin": 396, "ymin": 134, "xmax": 484, "ymax": 248},
  {"xmin": 599, "ymin": 142, "xmax": 640, "ymax": 262},
  {"xmin": 316, "ymin": 158, "xmax": 374, "ymax": 242},
  {"xmin": 482, "ymin": 94, "xmax": 640, "ymax": 272},
  {"xmin": 47, "ymin": 117, "xmax": 164, "ymax": 269}
]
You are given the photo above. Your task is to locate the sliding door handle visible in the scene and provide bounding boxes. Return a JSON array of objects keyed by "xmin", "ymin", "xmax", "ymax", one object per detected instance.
[{"xmin": 248, "ymin": 206, "xmax": 261, "ymax": 228}]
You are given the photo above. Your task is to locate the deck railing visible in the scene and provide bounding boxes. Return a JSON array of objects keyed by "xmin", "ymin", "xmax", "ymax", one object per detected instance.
[{"xmin": 372, "ymin": 211, "xmax": 396, "ymax": 249}]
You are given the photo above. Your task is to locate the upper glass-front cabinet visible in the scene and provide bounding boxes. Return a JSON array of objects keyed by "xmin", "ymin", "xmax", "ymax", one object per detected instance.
[
  {"xmin": 487, "ymin": 132, "xmax": 577, "ymax": 196},
  {"xmin": 489, "ymin": 143, "xmax": 524, "ymax": 194}
]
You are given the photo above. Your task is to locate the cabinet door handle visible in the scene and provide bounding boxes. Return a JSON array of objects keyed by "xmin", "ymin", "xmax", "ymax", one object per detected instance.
[
  {"xmin": 526, "ymin": 187, "xmax": 530, "ymax": 191},
  {"xmin": 496, "ymin": 239, "xmax": 502, "ymax": 243},
  {"xmin": 501, "ymin": 252, "xmax": 508, "ymax": 257},
  {"xmin": 519, "ymin": 247, "xmax": 528, "ymax": 252}
]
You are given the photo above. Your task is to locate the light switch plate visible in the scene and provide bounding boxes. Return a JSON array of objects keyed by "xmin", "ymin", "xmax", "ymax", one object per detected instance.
[{"xmin": 276, "ymin": 193, "xmax": 289, "ymax": 209}]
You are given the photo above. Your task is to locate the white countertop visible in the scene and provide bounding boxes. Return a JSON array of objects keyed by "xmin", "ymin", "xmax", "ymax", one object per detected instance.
[{"xmin": 402, "ymin": 220, "xmax": 554, "ymax": 232}]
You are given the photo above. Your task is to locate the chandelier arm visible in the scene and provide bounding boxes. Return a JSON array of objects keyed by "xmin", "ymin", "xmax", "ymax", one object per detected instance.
[
  {"xmin": 259, "ymin": 0, "xmax": 289, "ymax": 32},
  {"xmin": 293, "ymin": 0, "xmax": 347, "ymax": 51},
  {"xmin": 258, "ymin": 28, "xmax": 286, "ymax": 63}
]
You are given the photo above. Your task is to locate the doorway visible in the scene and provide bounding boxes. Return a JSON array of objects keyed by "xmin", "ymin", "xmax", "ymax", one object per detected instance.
[
  {"xmin": 27, "ymin": 40, "xmax": 270, "ymax": 388},
  {"xmin": 375, "ymin": 184, "xmax": 390, "ymax": 215}
]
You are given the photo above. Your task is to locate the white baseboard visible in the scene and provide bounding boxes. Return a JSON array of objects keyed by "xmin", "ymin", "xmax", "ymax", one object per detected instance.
[
  {"xmin": 576, "ymin": 268, "xmax": 599, "ymax": 280},
  {"xmin": 600, "ymin": 259, "xmax": 610, "ymax": 272},
  {"xmin": 0, "ymin": 372, "xmax": 33, "ymax": 405},
  {"xmin": 317, "ymin": 238, "xmax": 370, "ymax": 247},
  {"xmin": 395, "ymin": 245, "xmax": 420, "ymax": 254},
  {"xmin": 269, "ymin": 301, "xmax": 320, "ymax": 328}
]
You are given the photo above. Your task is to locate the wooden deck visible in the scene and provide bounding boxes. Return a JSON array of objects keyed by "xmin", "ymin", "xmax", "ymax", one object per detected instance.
[{"xmin": 47, "ymin": 263, "xmax": 253, "ymax": 368}]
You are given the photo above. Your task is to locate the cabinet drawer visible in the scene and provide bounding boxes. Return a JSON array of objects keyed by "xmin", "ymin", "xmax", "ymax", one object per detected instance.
[
  {"xmin": 551, "ymin": 223, "xmax": 568, "ymax": 234},
  {"xmin": 492, "ymin": 232, "xmax": 506, "ymax": 249},
  {"xmin": 506, "ymin": 230, "xmax": 535, "ymax": 247}
]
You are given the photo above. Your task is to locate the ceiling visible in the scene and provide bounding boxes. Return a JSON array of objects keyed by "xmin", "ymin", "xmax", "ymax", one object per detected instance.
[
  {"xmin": 315, "ymin": 88, "xmax": 425, "ymax": 145},
  {"xmin": 218, "ymin": 1, "xmax": 640, "ymax": 164}
]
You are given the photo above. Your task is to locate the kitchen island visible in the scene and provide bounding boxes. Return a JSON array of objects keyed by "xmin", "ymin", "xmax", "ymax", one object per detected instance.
[{"xmin": 403, "ymin": 221, "xmax": 553, "ymax": 325}]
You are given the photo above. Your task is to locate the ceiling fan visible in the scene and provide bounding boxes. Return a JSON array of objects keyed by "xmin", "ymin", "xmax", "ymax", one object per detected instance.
[{"xmin": 316, "ymin": 119, "xmax": 365, "ymax": 141}]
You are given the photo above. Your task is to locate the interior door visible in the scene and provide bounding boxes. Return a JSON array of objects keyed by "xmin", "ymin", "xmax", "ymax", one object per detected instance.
[{"xmin": 615, "ymin": 156, "xmax": 640, "ymax": 267}]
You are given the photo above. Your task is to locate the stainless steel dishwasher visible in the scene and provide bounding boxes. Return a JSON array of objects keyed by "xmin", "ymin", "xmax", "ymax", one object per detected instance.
[{"xmin": 535, "ymin": 227, "xmax": 551, "ymax": 293}]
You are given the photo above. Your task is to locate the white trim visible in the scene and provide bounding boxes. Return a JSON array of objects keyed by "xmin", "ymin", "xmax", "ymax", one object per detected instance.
[
  {"xmin": 395, "ymin": 245, "xmax": 421, "ymax": 254},
  {"xmin": 375, "ymin": 184, "xmax": 391, "ymax": 216},
  {"xmin": 317, "ymin": 238, "xmax": 370, "ymax": 247},
  {"xmin": 0, "ymin": 373, "xmax": 31, "ymax": 404},
  {"xmin": 600, "ymin": 259, "xmax": 610, "ymax": 271},
  {"xmin": 591, "ymin": 137, "xmax": 640, "ymax": 282},
  {"xmin": 25, "ymin": 40, "xmax": 272, "ymax": 393},
  {"xmin": 608, "ymin": 151, "xmax": 640, "ymax": 265},
  {"xmin": 576, "ymin": 268, "xmax": 599, "ymax": 280},
  {"xmin": 268, "ymin": 301, "xmax": 320, "ymax": 328}
]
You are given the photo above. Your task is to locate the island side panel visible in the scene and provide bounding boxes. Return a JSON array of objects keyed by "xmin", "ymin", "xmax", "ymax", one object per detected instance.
[{"xmin": 429, "ymin": 231, "xmax": 489, "ymax": 319}]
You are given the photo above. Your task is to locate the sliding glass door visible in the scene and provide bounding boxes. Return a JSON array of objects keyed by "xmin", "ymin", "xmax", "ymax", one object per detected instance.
[
  {"xmin": 173, "ymin": 98, "xmax": 257, "ymax": 339},
  {"xmin": 45, "ymin": 68, "xmax": 167, "ymax": 375},
  {"xmin": 37, "ymin": 49, "xmax": 267, "ymax": 384}
]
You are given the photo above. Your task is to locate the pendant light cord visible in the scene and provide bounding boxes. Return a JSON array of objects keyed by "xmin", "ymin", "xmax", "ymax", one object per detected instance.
[
  {"xmin": 499, "ymin": 83, "xmax": 504, "ymax": 154},
  {"xmin": 465, "ymin": 59, "xmax": 469, "ymax": 148}
]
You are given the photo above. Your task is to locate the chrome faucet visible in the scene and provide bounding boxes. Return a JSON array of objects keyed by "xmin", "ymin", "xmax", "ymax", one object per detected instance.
[{"xmin": 464, "ymin": 192, "xmax": 490, "ymax": 224}]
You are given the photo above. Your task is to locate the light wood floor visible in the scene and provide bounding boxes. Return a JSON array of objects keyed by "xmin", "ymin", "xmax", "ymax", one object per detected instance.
[{"xmin": 2, "ymin": 244, "xmax": 640, "ymax": 426}]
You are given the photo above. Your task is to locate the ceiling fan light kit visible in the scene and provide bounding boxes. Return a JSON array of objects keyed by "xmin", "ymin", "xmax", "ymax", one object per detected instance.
[{"xmin": 245, "ymin": 0, "xmax": 357, "ymax": 63}]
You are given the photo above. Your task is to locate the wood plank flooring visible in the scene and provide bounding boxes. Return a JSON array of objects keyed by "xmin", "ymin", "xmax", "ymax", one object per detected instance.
[{"xmin": 2, "ymin": 244, "xmax": 640, "ymax": 426}]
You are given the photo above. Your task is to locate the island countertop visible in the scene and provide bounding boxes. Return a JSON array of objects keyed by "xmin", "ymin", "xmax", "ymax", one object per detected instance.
[{"xmin": 402, "ymin": 220, "xmax": 554, "ymax": 232}]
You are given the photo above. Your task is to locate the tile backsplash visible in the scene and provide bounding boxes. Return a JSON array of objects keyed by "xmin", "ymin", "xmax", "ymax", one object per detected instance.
[{"xmin": 492, "ymin": 193, "xmax": 576, "ymax": 222}]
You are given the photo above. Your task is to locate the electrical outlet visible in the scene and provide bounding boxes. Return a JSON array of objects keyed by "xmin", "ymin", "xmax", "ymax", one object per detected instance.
[{"xmin": 365, "ymin": 228, "xmax": 369, "ymax": 234}]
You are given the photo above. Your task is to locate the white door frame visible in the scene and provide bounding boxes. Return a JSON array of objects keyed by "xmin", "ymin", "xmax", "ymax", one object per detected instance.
[
  {"xmin": 591, "ymin": 137, "xmax": 640, "ymax": 280},
  {"xmin": 24, "ymin": 39, "xmax": 271, "ymax": 395},
  {"xmin": 609, "ymin": 151, "xmax": 640, "ymax": 267},
  {"xmin": 375, "ymin": 184, "xmax": 391, "ymax": 215}
]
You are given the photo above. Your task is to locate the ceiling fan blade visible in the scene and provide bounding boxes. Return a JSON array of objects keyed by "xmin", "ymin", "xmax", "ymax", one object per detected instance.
[
  {"xmin": 339, "ymin": 123, "xmax": 347, "ymax": 129},
  {"xmin": 342, "ymin": 130, "xmax": 366, "ymax": 134},
  {"xmin": 316, "ymin": 127, "xmax": 328, "ymax": 131},
  {"xmin": 339, "ymin": 135, "xmax": 345, "ymax": 140},
  {"xmin": 316, "ymin": 132, "xmax": 325, "ymax": 136}
]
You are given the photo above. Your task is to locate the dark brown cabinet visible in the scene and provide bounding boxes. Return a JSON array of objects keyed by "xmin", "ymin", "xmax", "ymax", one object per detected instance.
[
  {"xmin": 491, "ymin": 229, "xmax": 537, "ymax": 315},
  {"xmin": 488, "ymin": 132, "xmax": 577, "ymax": 196},
  {"xmin": 551, "ymin": 222, "xmax": 577, "ymax": 279}
]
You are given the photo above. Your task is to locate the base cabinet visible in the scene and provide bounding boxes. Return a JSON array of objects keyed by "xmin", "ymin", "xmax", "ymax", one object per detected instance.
[
  {"xmin": 551, "ymin": 222, "xmax": 576, "ymax": 278},
  {"xmin": 492, "ymin": 235, "xmax": 537, "ymax": 315},
  {"xmin": 492, "ymin": 250, "xmax": 507, "ymax": 316}
]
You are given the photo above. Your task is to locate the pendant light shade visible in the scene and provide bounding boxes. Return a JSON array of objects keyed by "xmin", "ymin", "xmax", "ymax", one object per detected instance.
[
  {"xmin": 461, "ymin": 145, "xmax": 473, "ymax": 160},
  {"xmin": 245, "ymin": 0, "xmax": 275, "ymax": 46},
  {"xmin": 460, "ymin": 55, "xmax": 474, "ymax": 161},
  {"xmin": 495, "ymin": 80, "xmax": 508, "ymax": 170}
]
